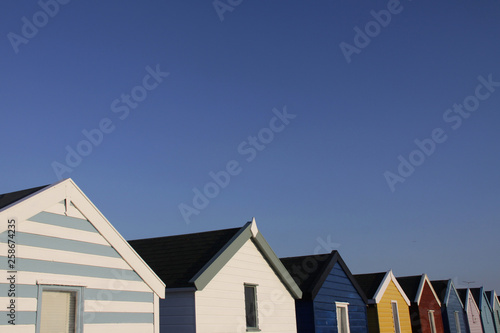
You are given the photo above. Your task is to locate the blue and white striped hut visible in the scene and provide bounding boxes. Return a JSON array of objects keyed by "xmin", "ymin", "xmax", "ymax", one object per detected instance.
[{"xmin": 0, "ymin": 179, "xmax": 165, "ymax": 333}]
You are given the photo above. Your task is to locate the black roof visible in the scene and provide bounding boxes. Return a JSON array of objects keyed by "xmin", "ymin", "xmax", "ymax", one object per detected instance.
[
  {"xmin": 431, "ymin": 280, "xmax": 449, "ymax": 304},
  {"xmin": 353, "ymin": 272, "xmax": 387, "ymax": 299},
  {"xmin": 280, "ymin": 253, "xmax": 331, "ymax": 297},
  {"xmin": 396, "ymin": 276, "xmax": 422, "ymax": 303},
  {"xmin": 280, "ymin": 251, "xmax": 367, "ymax": 302},
  {"xmin": 128, "ymin": 227, "xmax": 241, "ymax": 288},
  {"xmin": 0, "ymin": 185, "xmax": 48, "ymax": 210},
  {"xmin": 470, "ymin": 288, "xmax": 482, "ymax": 307},
  {"xmin": 457, "ymin": 288, "xmax": 468, "ymax": 305},
  {"xmin": 486, "ymin": 291, "xmax": 492, "ymax": 303}
]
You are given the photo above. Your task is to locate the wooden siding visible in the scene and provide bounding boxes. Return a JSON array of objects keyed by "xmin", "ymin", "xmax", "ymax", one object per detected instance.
[
  {"xmin": 466, "ymin": 293, "xmax": 484, "ymax": 333},
  {"xmin": 377, "ymin": 281, "xmax": 412, "ymax": 333},
  {"xmin": 160, "ymin": 290, "xmax": 196, "ymax": 333},
  {"xmin": 479, "ymin": 293, "xmax": 495, "ymax": 333},
  {"xmin": 311, "ymin": 262, "xmax": 368, "ymax": 333},
  {"xmin": 491, "ymin": 296, "xmax": 500, "ymax": 333},
  {"xmin": 195, "ymin": 238, "xmax": 297, "ymax": 332},
  {"xmin": 0, "ymin": 202, "xmax": 156, "ymax": 332},
  {"xmin": 414, "ymin": 282, "xmax": 444, "ymax": 333},
  {"xmin": 441, "ymin": 288, "xmax": 467, "ymax": 333}
]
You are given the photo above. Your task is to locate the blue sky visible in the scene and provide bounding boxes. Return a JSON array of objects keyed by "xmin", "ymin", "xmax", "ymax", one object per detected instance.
[{"xmin": 1, "ymin": 1, "xmax": 499, "ymax": 291}]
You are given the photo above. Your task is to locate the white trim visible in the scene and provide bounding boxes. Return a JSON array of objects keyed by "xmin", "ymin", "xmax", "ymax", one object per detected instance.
[
  {"xmin": 391, "ymin": 300, "xmax": 402, "ymax": 333},
  {"xmin": 154, "ymin": 295, "xmax": 160, "ymax": 333},
  {"xmin": 373, "ymin": 270, "xmax": 411, "ymax": 306},
  {"xmin": 416, "ymin": 274, "xmax": 441, "ymax": 307},
  {"xmin": 336, "ymin": 302, "xmax": 351, "ymax": 333},
  {"xmin": 428, "ymin": 310, "xmax": 437, "ymax": 333},
  {"xmin": 0, "ymin": 179, "xmax": 165, "ymax": 298}
]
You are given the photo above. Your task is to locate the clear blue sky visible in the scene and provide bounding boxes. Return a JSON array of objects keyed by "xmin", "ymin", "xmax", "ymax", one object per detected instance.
[{"xmin": 1, "ymin": 1, "xmax": 499, "ymax": 291}]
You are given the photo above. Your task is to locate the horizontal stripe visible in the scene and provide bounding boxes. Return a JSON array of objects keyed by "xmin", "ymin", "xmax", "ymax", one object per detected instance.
[
  {"xmin": 0, "ymin": 311, "xmax": 36, "ymax": 325},
  {"xmin": 27, "ymin": 211, "xmax": 97, "ymax": 233},
  {"xmin": 85, "ymin": 289, "xmax": 153, "ymax": 302},
  {"xmin": 0, "ymin": 257, "xmax": 141, "ymax": 281},
  {"xmin": 0, "ymin": 232, "xmax": 120, "ymax": 258},
  {"xmin": 0, "ymin": 243, "xmax": 131, "ymax": 270},
  {"xmin": 83, "ymin": 323, "xmax": 153, "ymax": 332},
  {"xmin": 20, "ymin": 221, "xmax": 107, "ymax": 245},
  {"xmin": 0, "ymin": 284, "xmax": 37, "ymax": 298},
  {"xmin": 85, "ymin": 300, "xmax": 153, "ymax": 313},
  {"xmin": 1, "ymin": 270, "xmax": 152, "ymax": 293},
  {"xmin": 0, "ymin": 297, "xmax": 37, "ymax": 311},
  {"xmin": 0, "ymin": 324, "xmax": 34, "ymax": 331},
  {"xmin": 84, "ymin": 312, "xmax": 153, "ymax": 324}
]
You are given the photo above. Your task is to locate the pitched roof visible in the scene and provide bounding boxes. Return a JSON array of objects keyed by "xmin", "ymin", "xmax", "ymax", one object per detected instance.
[
  {"xmin": 470, "ymin": 288, "xmax": 481, "ymax": 308},
  {"xmin": 431, "ymin": 280, "xmax": 449, "ymax": 304},
  {"xmin": 0, "ymin": 179, "xmax": 166, "ymax": 298},
  {"xmin": 129, "ymin": 219, "xmax": 303, "ymax": 299},
  {"xmin": 354, "ymin": 272, "xmax": 387, "ymax": 299},
  {"xmin": 280, "ymin": 251, "xmax": 367, "ymax": 302},
  {"xmin": 0, "ymin": 185, "xmax": 48, "ymax": 210},
  {"xmin": 397, "ymin": 276, "xmax": 421, "ymax": 302},
  {"xmin": 457, "ymin": 288, "xmax": 467, "ymax": 305},
  {"xmin": 129, "ymin": 227, "xmax": 241, "ymax": 288}
]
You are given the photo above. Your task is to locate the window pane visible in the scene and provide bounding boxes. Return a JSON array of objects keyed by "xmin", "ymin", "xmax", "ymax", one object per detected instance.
[
  {"xmin": 428, "ymin": 311, "xmax": 436, "ymax": 333},
  {"xmin": 392, "ymin": 302, "xmax": 401, "ymax": 333},
  {"xmin": 40, "ymin": 290, "xmax": 76, "ymax": 333},
  {"xmin": 245, "ymin": 286, "xmax": 258, "ymax": 328},
  {"xmin": 454, "ymin": 311, "xmax": 462, "ymax": 333},
  {"xmin": 337, "ymin": 306, "xmax": 349, "ymax": 333}
]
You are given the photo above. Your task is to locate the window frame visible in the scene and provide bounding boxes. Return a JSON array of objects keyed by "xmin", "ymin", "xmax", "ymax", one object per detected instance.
[
  {"xmin": 428, "ymin": 310, "xmax": 437, "ymax": 333},
  {"xmin": 244, "ymin": 284, "xmax": 260, "ymax": 332},
  {"xmin": 36, "ymin": 285, "xmax": 84, "ymax": 333},
  {"xmin": 391, "ymin": 301, "xmax": 402, "ymax": 333},
  {"xmin": 454, "ymin": 311, "xmax": 462, "ymax": 333},
  {"xmin": 335, "ymin": 302, "xmax": 351, "ymax": 333}
]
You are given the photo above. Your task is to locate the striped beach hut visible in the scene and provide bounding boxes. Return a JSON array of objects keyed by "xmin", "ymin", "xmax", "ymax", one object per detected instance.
[{"xmin": 0, "ymin": 179, "xmax": 165, "ymax": 332}]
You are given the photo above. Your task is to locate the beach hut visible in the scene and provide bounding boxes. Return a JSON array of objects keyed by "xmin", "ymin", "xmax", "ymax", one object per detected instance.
[
  {"xmin": 129, "ymin": 218, "xmax": 302, "ymax": 333},
  {"xmin": 0, "ymin": 179, "xmax": 165, "ymax": 333},
  {"xmin": 485, "ymin": 291, "xmax": 500, "ymax": 333},
  {"xmin": 458, "ymin": 288, "xmax": 484, "ymax": 333},
  {"xmin": 354, "ymin": 271, "xmax": 412, "ymax": 333},
  {"xmin": 280, "ymin": 251, "xmax": 368, "ymax": 333},
  {"xmin": 396, "ymin": 275, "xmax": 444, "ymax": 333},
  {"xmin": 470, "ymin": 288, "xmax": 496, "ymax": 333},
  {"xmin": 430, "ymin": 279, "xmax": 468, "ymax": 333}
]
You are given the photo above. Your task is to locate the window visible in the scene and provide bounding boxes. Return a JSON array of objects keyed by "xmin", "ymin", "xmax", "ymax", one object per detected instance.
[
  {"xmin": 336, "ymin": 302, "xmax": 350, "ymax": 333},
  {"xmin": 391, "ymin": 301, "xmax": 401, "ymax": 333},
  {"xmin": 454, "ymin": 311, "xmax": 462, "ymax": 333},
  {"xmin": 428, "ymin": 311, "xmax": 437, "ymax": 333},
  {"xmin": 37, "ymin": 286, "xmax": 83, "ymax": 333},
  {"xmin": 244, "ymin": 284, "xmax": 259, "ymax": 331}
]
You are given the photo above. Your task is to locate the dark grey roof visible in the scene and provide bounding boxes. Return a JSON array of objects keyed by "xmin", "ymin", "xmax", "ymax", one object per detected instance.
[
  {"xmin": 431, "ymin": 280, "xmax": 449, "ymax": 304},
  {"xmin": 457, "ymin": 288, "xmax": 468, "ymax": 305},
  {"xmin": 353, "ymin": 272, "xmax": 387, "ymax": 299},
  {"xmin": 396, "ymin": 276, "xmax": 421, "ymax": 303},
  {"xmin": 0, "ymin": 185, "xmax": 48, "ymax": 210},
  {"xmin": 128, "ymin": 227, "xmax": 240, "ymax": 288},
  {"xmin": 280, "ymin": 251, "xmax": 367, "ymax": 302},
  {"xmin": 470, "ymin": 288, "xmax": 481, "ymax": 307}
]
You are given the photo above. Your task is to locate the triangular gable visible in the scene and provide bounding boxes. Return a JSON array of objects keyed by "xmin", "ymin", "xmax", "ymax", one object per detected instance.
[
  {"xmin": 487, "ymin": 291, "xmax": 500, "ymax": 310},
  {"xmin": 373, "ymin": 270, "xmax": 411, "ymax": 306},
  {"xmin": 415, "ymin": 274, "xmax": 441, "ymax": 307},
  {"xmin": 0, "ymin": 178, "xmax": 165, "ymax": 298},
  {"xmin": 190, "ymin": 218, "xmax": 302, "ymax": 299},
  {"xmin": 445, "ymin": 280, "xmax": 465, "ymax": 309},
  {"xmin": 280, "ymin": 251, "xmax": 368, "ymax": 303},
  {"xmin": 459, "ymin": 288, "xmax": 481, "ymax": 314},
  {"xmin": 471, "ymin": 287, "xmax": 494, "ymax": 312}
]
